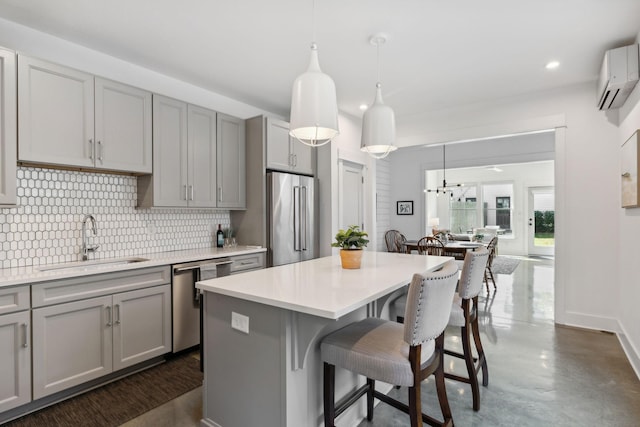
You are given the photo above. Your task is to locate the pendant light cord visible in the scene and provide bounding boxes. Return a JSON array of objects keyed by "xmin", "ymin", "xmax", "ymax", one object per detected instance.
[
  {"xmin": 312, "ymin": 0, "xmax": 316, "ymax": 44},
  {"xmin": 376, "ymin": 39, "xmax": 381, "ymax": 84}
]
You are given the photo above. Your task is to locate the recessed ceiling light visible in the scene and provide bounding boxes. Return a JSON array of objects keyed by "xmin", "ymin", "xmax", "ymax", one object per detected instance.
[
  {"xmin": 359, "ymin": 104, "xmax": 368, "ymax": 111},
  {"xmin": 545, "ymin": 61, "xmax": 560, "ymax": 70}
]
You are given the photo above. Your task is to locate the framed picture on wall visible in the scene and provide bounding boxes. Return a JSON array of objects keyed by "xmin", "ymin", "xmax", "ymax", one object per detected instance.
[{"xmin": 397, "ymin": 201, "xmax": 413, "ymax": 215}]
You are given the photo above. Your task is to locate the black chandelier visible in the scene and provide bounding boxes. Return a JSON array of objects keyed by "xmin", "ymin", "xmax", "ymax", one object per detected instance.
[{"xmin": 425, "ymin": 144, "xmax": 463, "ymax": 197}]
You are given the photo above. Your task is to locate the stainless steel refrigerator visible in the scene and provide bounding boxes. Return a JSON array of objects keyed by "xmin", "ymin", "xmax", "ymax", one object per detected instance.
[{"xmin": 267, "ymin": 171, "xmax": 318, "ymax": 266}]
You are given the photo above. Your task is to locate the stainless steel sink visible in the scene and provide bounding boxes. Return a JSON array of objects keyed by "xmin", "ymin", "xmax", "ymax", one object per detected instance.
[{"xmin": 38, "ymin": 257, "xmax": 150, "ymax": 272}]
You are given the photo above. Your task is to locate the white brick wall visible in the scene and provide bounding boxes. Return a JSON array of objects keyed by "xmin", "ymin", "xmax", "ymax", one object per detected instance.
[{"xmin": 0, "ymin": 166, "xmax": 230, "ymax": 268}]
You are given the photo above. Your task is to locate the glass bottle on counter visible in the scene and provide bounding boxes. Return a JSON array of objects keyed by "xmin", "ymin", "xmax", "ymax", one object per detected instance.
[{"xmin": 216, "ymin": 224, "xmax": 224, "ymax": 248}]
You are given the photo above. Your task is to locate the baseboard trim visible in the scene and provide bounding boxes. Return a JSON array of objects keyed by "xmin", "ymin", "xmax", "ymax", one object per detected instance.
[
  {"xmin": 617, "ymin": 323, "xmax": 640, "ymax": 381},
  {"xmin": 559, "ymin": 311, "xmax": 620, "ymax": 333}
]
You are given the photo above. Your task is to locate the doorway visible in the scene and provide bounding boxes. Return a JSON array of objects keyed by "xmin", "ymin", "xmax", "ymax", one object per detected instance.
[
  {"xmin": 338, "ymin": 160, "xmax": 364, "ymax": 231},
  {"xmin": 527, "ymin": 186, "xmax": 555, "ymax": 256}
]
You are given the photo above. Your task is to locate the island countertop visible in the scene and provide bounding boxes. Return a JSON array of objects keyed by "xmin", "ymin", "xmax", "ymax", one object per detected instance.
[{"xmin": 196, "ymin": 251, "xmax": 452, "ymax": 319}]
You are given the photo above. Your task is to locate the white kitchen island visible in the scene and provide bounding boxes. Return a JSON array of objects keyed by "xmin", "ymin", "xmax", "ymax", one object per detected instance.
[{"xmin": 196, "ymin": 251, "xmax": 452, "ymax": 427}]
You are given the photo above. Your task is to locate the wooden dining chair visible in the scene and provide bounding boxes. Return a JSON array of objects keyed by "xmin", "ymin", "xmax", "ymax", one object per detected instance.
[
  {"xmin": 321, "ymin": 261, "xmax": 460, "ymax": 427},
  {"xmin": 484, "ymin": 237, "xmax": 498, "ymax": 293},
  {"xmin": 417, "ymin": 236, "xmax": 445, "ymax": 256},
  {"xmin": 385, "ymin": 230, "xmax": 407, "ymax": 253}
]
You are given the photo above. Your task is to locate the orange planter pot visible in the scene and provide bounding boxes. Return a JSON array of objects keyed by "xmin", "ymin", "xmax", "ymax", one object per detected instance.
[{"xmin": 340, "ymin": 249, "xmax": 363, "ymax": 269}]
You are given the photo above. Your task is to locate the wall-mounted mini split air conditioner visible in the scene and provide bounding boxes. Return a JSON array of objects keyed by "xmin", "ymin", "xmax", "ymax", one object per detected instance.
[{"xmin": 597, "ymin": 43, "xmax": 639, "ymax": 110}]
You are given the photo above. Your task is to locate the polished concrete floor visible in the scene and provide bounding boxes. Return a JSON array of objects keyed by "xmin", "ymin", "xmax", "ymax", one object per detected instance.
[{"xmin": 121, "ymin": 256, "xmax": 640, "ymax": 426}]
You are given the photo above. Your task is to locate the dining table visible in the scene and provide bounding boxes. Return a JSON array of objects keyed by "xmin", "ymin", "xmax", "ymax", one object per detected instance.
[{"xmin": 403, "ymin": 239, "xmax": 484, "ymax": 259}]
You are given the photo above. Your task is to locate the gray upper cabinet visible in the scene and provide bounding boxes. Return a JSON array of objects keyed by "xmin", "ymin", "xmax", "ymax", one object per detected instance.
[
  {"xmin": 0, "ymin": 47, "xmax": 16, "ymax": 206},
  {"xmin": 138, "ymin": 95, "xmax": 189, "ymax": 207},
  {"xmin": 266, "ymin": 117, "xmax": 314, "ymax": 176},
  {"xmin": 138, "ymin": 95, "xmax": 245, "ymax": 209},
  {"xmin": 217, "ymin": 113, "xmax": 246, "ymax": 209},
  {"xmin": 17, "ymin": 55, "xmax": 152, "ymax": 174},
  {"xmin": 94, "ymin": 78, "xmax": 152, "ymax": 173},
  {"xmin": 188, "ymin": 104, "xmax": 218, "ymax": 207}
]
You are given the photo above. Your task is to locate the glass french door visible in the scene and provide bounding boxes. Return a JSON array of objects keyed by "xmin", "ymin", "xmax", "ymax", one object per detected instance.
[{"xmin": 527, "ymin": 187, "xmax": 555, "ymax": 256}]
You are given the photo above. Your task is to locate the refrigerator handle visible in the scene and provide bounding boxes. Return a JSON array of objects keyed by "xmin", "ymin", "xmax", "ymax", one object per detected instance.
[
  {"xmin": 301, "ymin": 186, "xmax": 307, "ymax": 251},
  {"xmin": 293, "ymin": 186, "xmax": 301, "ymax": 251}
]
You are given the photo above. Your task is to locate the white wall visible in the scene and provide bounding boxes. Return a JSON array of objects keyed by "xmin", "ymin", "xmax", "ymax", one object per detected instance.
[
  {"xmin": 388, "ymin": 83, "xmax": 622, "ymax": 340},
  {"xmin": 616, "ymin": 32, "xmax": 640, "ymax": 377}
]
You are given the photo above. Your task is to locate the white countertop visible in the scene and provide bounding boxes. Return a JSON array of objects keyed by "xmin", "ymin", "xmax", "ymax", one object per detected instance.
[
  {"xmin": 0, "ymin": 246, "xmax": 266, "ymax": 288},
  {"xmin": 196, "ymin": 251, "xmax": 452, "ymax": 319}
]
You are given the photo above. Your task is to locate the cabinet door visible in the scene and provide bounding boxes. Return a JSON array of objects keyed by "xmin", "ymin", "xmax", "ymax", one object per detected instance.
[
  {"xmin": 217, "ymin": 113, "xmax": 246, "ymax": 209},
  {"xmin": 0, "ymin": 311, "xmax": 30, "ymax": 412},
  {"xmin": 291, "ymin": 139, "xmax": 314, "ymax": 176},
  {"xmin": 32, "ymin": 296, "xmax": 113, "ymax": 399},
  {"xmin": 0, "ymin": 48, "xmax": 16, "ymax": 206},
  {"xmin": 95, "ymin": 78, "xmax": 152, "ymax": 174},
  {"xmin": 151, "ymin": 95, "xmax": 188, "ymax": 207},
  {"xmin": 266, "ymin": 117, "xmax": 293, "ymax": 172},
  {"xmin": 112, "ymin": 285, "xmax": 171, "ymax": 371},
  {"xmin": 18, "ymin": 55, "xmax": 94, "ymax": 168},
  {"xmin": 188, "ymin": 105, "xmax": 217, "ymax": 207}
]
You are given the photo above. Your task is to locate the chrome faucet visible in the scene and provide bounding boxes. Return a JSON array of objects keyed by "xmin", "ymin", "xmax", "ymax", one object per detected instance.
[{"xmin": 81, "ymin": 214, "xmax": 99, "ymax": 260}]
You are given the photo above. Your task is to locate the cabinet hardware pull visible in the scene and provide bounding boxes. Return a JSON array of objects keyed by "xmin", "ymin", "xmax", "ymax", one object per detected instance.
[
  {"xmin": 97, "ymin": 140, "xmax": 103, "ymax": 162},
  {"xmin": 190, "ymin": 185, "xmax": 194, "ymax": 201},
  {"xmin": 22, "ymin": 323, "xmax": 28, "ymax": 348},
  {"xmin": 89, "ymin": 139, "xmax": 94, "ymax": 160},
  {"xmin": 106, "ymin": 306, "xmax": 112, "ymax": 326},
  {"xmin": 622, "ymin": 172, "xmax": 631, "ymax": 178},
  {"xmin": 115, "ymin": 304, "xmax": 121, "ymax": 325},
  {"xmin": 293, "ymin": 154, "xmax": 298, "ymax": 167},
  {"xmin": 218, "ymin": 187, "xmax": 223, "ymax": 202},
  {"xmin": 184, "ymin": 185, "xmax": 188, "ymax": 201}
]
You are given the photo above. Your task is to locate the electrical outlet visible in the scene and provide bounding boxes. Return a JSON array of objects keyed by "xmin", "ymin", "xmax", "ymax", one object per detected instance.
[{"xmin": 231, "ymin": 311, "xmax": 249, "ymax": 334}]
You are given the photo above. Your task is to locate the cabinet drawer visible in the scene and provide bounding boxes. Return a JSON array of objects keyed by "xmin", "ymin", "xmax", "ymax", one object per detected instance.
[
  {"xmin": 230, "ymin": 253, "xmax": 265, "ymax": 274},
  {"xmin": 0, "ymin": 286, "xmax": 30, "ymax": 315},
  {"xmin": 32, "ymin": 266, "xmax": 170, "ymax": 307}
]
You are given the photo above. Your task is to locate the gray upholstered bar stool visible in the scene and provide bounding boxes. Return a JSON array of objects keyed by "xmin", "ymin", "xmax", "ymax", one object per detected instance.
[
  {"xmin": 321, "ymin": 261, "xmax": 459, "ymax": 427},
  {"xmin": 445, "ymin": 246, "xmax": 489, "ymax": 411}
]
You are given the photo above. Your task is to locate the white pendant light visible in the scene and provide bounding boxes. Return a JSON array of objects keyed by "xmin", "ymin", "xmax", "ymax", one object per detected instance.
[
  {"xmin": 361, "ymin": 34, "xmax": 397, "ymax": 159},
  {"xmin": 289, "ymin": 1, "xmax": 339, "ymax": 147}
]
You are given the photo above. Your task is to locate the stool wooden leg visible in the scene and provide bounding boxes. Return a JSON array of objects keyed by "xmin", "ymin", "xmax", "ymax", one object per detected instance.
[
  {"xmin": 435, "ymin": 334, "xmax": 454, "ymax": 426},
  {"xmin": 408, "ymin": 346, "xmax": 423, "ymax": 427},
  {"xmin": 367, "ymin": 378, "xmax": 375, "ymax": 421},
  {"xmin": 323, "ymin": 363, "xmax": 336, "ymax": 427},
  {"xmin": 471, "ymin": 311, "xmax": 489, "ymax": 387}
]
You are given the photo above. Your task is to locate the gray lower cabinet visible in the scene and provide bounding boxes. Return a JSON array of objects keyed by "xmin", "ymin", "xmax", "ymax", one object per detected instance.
[
  {"xmin": 0, "ymin": 285, "xmax": 30, "ymax": 413},
  {"xmin": 230, "ymin": 252, "xmax": 265, "ymax": 275},
  {"xmin": 30, "ymin": 266, "xmax": 171, "ymax": 400}
]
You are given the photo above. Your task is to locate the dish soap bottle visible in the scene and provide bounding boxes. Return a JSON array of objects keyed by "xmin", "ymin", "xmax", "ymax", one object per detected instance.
[{"xmin": 216, "ymin": 224, "xmax": 224, "ymax": 248}]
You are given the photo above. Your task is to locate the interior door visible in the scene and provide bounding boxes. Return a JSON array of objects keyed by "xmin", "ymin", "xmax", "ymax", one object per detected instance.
[{"xmin": 528, "ymin": 186, "xmax": 555, "ymax": 256}]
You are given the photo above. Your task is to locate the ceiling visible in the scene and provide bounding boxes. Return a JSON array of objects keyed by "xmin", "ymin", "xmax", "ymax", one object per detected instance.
[{"xmin": 1, "ymin": 0, "xmax": 639, "ymax": 144}]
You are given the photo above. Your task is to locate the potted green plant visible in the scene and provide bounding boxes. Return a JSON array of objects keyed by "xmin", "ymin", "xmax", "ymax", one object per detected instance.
[{"xmin": 332, "ymin": 225, "xmax": 369, "ymax": 269}]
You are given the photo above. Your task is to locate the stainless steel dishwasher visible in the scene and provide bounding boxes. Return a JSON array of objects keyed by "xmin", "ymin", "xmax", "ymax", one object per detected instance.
[{"xmin": 172, "ymin": 258, "xmax": 232, "ymax": 354}]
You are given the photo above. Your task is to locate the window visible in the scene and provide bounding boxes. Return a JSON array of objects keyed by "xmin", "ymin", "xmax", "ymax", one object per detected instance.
[
  {"xmin": 445, "ymin": 182, "xmax": 514, "ymax": 237},
  {"xmin": 449, "ymin": 186, "xmax": 477, "ymax": 234},
  {"xmin": 482, "ymin": 183, "xmax": 513, "ymax": 234}
]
